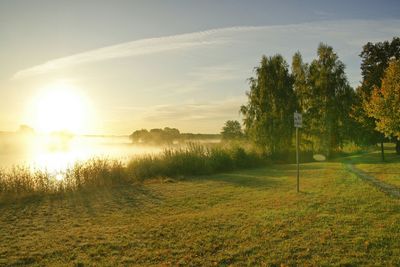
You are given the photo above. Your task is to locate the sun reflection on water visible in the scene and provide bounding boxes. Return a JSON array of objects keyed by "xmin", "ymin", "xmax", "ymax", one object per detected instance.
[{"xmin": 0, "ymin": 134, "xmax": 164, "ymax": 176}]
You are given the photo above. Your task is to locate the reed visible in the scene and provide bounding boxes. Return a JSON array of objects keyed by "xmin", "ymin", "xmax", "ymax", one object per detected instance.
[{"xmin": 0, "ymin": 143, "xmax": 266, "ymax": 200}]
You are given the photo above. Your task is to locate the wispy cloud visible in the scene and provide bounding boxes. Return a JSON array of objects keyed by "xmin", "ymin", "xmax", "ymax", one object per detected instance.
[
  {"xmin": 12, "ymin": 26, "xmax": 258, "ymax": 80},
  {"xmin": 10, "ymin": 21, "xmax": 345, "ymax": 80},
  {"xmin": 12, "ymin": 19, "xmax": 400, "ymax": 84}
]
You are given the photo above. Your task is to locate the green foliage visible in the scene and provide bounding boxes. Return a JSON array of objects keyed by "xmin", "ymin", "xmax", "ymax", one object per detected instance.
[
  {"xmin": 291, "ymin": 52, "xmax": 309, "ymax": 112},
  {"xmin": 129, "ymin": 128, "xmax": 221, "ymax": 144},
  {"xmin": 240, "ymin": 55, "xmax": 296, "ymax": 155},
  {"xmin": 127, "ymin": 143, "xmax": 266, "ymax": 180},
  {"xmin": 129, "ymin": 129, "xmax": 150, "ymax": 143},
  {"xmin": 303, "ymin": 44, "xmax": 355, "ymax": 157},
  {"xmin": 366, "ymin": 60, "xmax": 400, "ymax": 140},
  {"xmin": 360, "ymin": 37, "xmax": 400, "ymax": 92},
  {"xmin": 129, "ymin": 127, "xmax": 180, "ymax": 144},
  {"xmin": 350, "ymin": 91, "xmax": 382, "ymax": 145},
  {"xmin": 221, "ymin": 120, "xmax": 243, "ymax": 140},
  {"xmin": 2, "ymin": 150, "xmax": 400, "ymax": 265},
  {"xmin": 241, "ymin": 45, "xmax": 355, "ymax": 158},
  {"xmin": 0, "ymin": 144, "xmax": 266, "ymax": 200},
  {"xmin": 351, "ymin": 37, "xmax": 400, "ymax": 146},
  {"xmin": 0, "ymin": 159, "xmax": 127, "ymax": 199}
]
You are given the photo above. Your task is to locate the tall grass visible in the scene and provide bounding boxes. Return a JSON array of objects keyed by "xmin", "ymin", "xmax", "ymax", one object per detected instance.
[
  {"xmin": 0, "ymin": 159, "xmax": 126, "ymax": 199},
  {"xmin": 127, "ymin": 143, "xmax": 266, "ymax": 180},
  {"xmin": 0, "ymin": 143, "xmax": 266, "ymax": 200}
]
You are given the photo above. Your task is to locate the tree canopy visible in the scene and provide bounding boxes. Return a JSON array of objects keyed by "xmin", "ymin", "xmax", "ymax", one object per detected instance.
[
  {"xmin": 241, "ymin": 45, "xmax": 355, "ymax": 158},
  {"xmin": 129, "ymin": 127, "xmax": 180, "ymax": 145},
  {"xmin": 240, "ymin": 55, "xmax": 296, "ymax": 155},
  {"xmin": 349, "ymin": 37, "xmax": 400, "ymax": 159},
  {"xmin": 221, "ymin": 120, "xmax": 243, "ymax": 140},
  {"xmin": 365, "ymin": 60, "xmax": 400, "ymax": 142},
  {"xmin": 305, "ymin": 44, "xmax": 355, "ymax": 157},
  {"xmin": 360, "ymin": 37, "xmax": 400, "ymax": 93}
]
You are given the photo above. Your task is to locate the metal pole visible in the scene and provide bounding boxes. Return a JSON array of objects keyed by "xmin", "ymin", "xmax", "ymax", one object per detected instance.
[{"xmin": 296, "ymin": 127, "xmax": 299, "ymax": 193}]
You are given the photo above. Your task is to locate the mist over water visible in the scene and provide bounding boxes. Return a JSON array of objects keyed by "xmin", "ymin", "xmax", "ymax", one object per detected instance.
[{"xmin": 0, "ymin": 133, "xmax": 163, "ymax": 173}]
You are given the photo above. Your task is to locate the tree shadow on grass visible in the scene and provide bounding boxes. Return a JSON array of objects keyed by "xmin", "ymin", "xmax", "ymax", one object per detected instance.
[
  {"xmin": 186, "ymin": 166, "xmax": 294, "ymax": 189},
  {"xmin": 339, "ymin": 151, "xmax": 400, "ymax": 165},
  {"xmin": 184, "ymin": 160, "xmax": 337, "ymax": 189},
  {"xmin": 62, "ymin": 184, "xmax": 164, "ymax": 217},
  {"xmin": 206, "ymin": 172, "xmax": 282, "ymax": 188},
  {"xmin": 273, "ymin": 163, "xmax": 328, "ymax": 171},
  {"xmin": 0, "ymin": 184, "xmax": 162, "ymax": 218}
]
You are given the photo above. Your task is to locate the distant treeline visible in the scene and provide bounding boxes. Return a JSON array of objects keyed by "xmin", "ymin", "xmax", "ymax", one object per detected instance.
[{"xmin": 129, "ymin": 127, "xmax": 220, "ymax": 145}]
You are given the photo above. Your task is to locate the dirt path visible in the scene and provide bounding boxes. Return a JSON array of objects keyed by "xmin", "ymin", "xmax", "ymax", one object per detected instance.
[{"xmin": 346, "ymin": 164, "xmax": 400, "ymax": 199}]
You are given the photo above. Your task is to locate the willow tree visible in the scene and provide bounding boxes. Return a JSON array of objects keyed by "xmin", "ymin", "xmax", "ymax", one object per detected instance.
[{"xmin": 240, "ymin": 55, "xmax": 296, "ymax": 156}]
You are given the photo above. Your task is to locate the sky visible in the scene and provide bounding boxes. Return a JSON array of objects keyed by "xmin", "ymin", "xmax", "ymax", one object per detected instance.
[{"xmin": 1, "ymin": 0, "xmax": 400, "ymax": 135}]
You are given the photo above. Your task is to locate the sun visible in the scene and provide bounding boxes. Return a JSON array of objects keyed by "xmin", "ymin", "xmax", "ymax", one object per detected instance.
[{"xmin": 33, "ymin": 82, "xmax": 89, "ymax": 134}]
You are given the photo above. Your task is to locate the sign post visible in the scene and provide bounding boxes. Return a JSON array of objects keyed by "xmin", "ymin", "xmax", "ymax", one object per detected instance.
[{"xmin": 294, "ymin": 112, "xmax": 302, "ymax": 193}]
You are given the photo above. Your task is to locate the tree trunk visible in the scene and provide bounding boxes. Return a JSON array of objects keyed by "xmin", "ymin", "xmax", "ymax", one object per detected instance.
[
  {"xmin": 381, "ymin": 141, "xmax": 385, "ymax": 161},
  {"xmin": 396, "ymin": 140, "xmax": 400, "ymax": 155}
]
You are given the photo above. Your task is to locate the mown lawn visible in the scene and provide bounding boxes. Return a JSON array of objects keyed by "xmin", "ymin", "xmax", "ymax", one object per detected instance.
[
  {"xmin": 345, "ymin": 147, "xmax": 400, "ymax": 189},
  {"xmin": 1, "ymin": 152, "xmax": 400, "ymax": 266}
]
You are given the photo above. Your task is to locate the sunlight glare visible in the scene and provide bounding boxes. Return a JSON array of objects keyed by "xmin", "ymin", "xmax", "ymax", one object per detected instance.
[
  {"xmin": 33, "ymin": 82, "xmax": 89, "ymax": 134},
  {"xmin": 55, "ymin": 173, "xmax": 64, "ymax": 181}
]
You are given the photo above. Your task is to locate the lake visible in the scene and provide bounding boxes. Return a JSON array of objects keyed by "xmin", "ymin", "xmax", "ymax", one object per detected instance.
[{"xmin": 0, "ymin": 133, "xmax": 164, "ymax": 174}]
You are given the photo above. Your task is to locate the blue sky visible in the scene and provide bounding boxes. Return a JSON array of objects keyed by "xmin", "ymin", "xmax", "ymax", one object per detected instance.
[{"xmin": 1, "ymin": 0, "xmax": 400, "ymax": 134}]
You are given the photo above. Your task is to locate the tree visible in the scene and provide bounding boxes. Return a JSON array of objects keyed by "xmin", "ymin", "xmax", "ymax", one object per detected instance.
[
  {"xmin": 365, "ymin": 60, "xmax": 400, "ymax": 154},
  {"xmin": 292, "ymin": 52, "xmax": 314, "ymax": 150},
  {"xmin": 129, "ymin": 129, "xmax": 150, "ymax": 143},
  {"xmin": 163, "ymin": 127, "xmax": 180, "ymax": 144},
  {"xmin": 293, "ymin": 45, "xmax": 355, "ymax": 157},
  {"xmin": 129, "ymin": 127, "xmax": 180, "ymax": 144},
  {"xmin": 17, "ymin": 124, "xmax": 35, "ymax": 135},
  {"xmin": 352, "ymin": 37, "xmax": 400, "ymax": 160},
  {"xmin": 360, "ymin": 37, "xmax": 400, "ymax": 91},
  {"xmin": 291, "ymin": 52, "xmax": 310, "ymax": 113},
  {"xmin": 240, "ymin": 54, "xmax": 296, "ymax": 155},
  {"xmin": 221, "ymin": 120, "xmax": 243, "ymax": 140}
]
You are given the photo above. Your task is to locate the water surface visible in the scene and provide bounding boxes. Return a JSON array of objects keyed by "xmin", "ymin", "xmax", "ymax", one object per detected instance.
[{"xmin": 0, "ymin": 133, "xmax": 163, "ymax": 173}]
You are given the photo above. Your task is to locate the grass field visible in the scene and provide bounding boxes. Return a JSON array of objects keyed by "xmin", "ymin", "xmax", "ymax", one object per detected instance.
[
  {"xmin": 1, "ymin": 150, "xmax": 400, "ymax": 266},
  {"xmin": 345, "ymin": 148, "xmax": 400, "ymax": 189}
]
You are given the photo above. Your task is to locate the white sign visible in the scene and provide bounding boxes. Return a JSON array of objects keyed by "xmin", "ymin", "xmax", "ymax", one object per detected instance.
[{"xmin": 294, "ymin": 112, "xmax": 302, "ymax": 128}]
